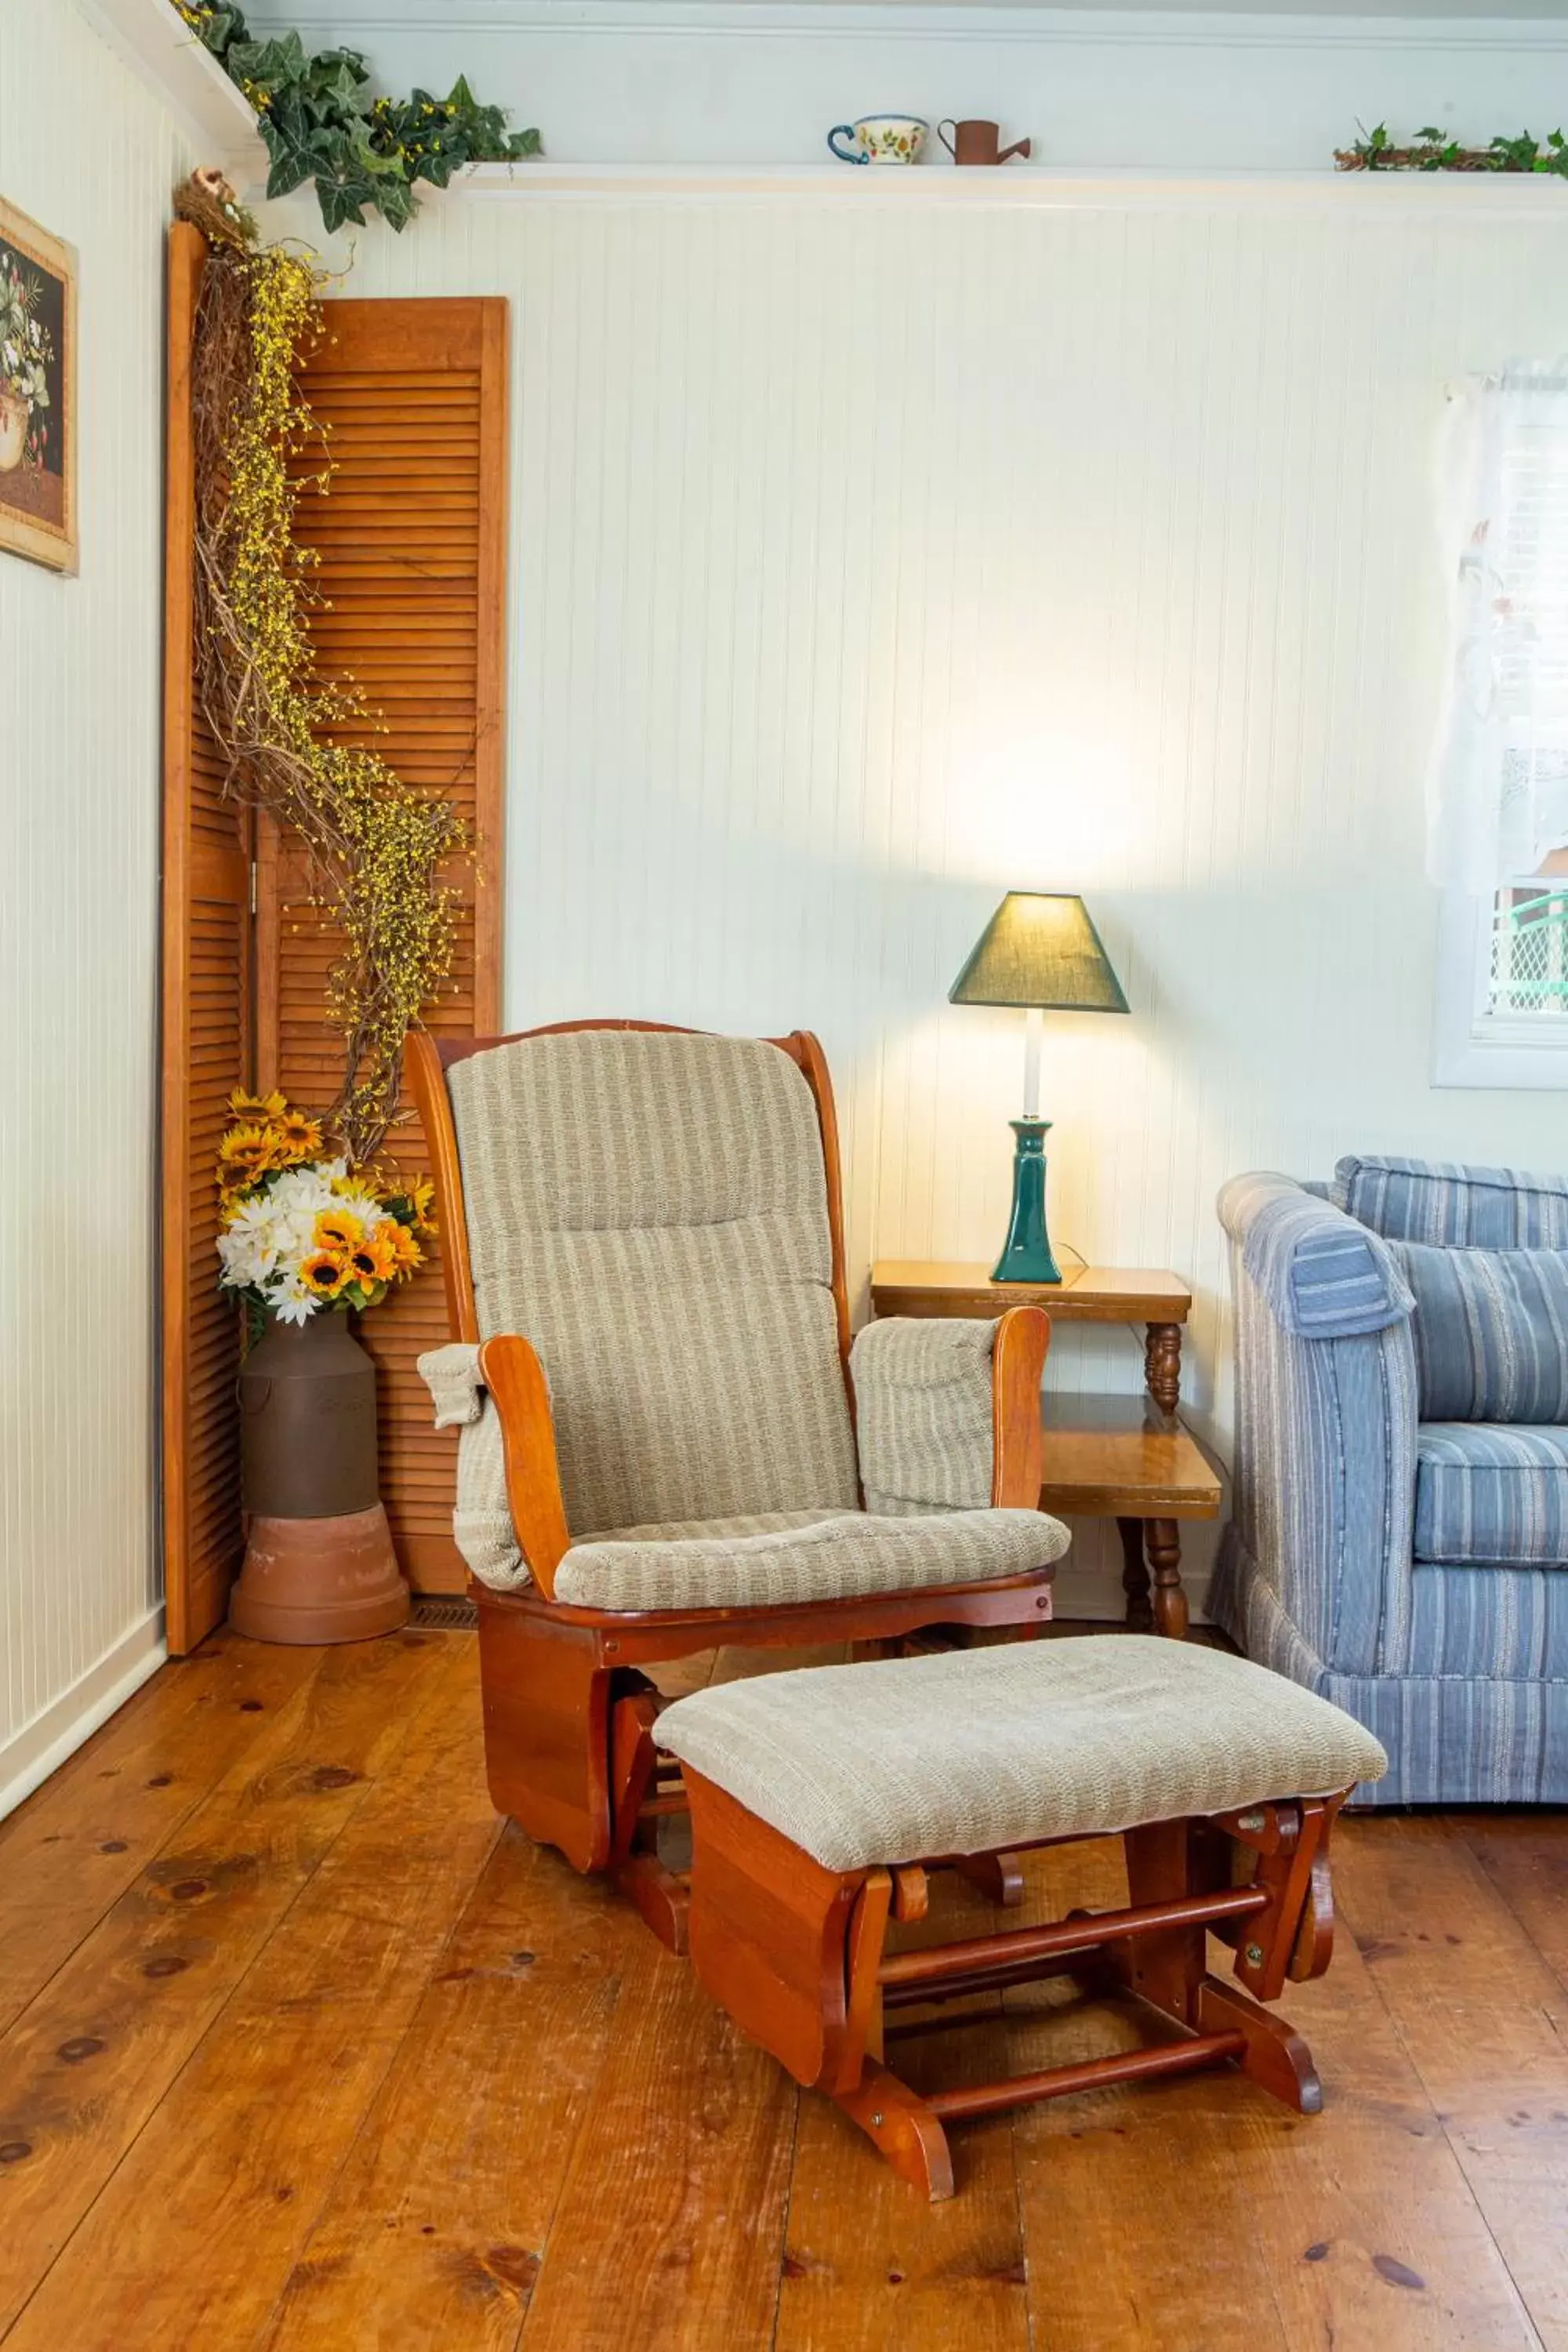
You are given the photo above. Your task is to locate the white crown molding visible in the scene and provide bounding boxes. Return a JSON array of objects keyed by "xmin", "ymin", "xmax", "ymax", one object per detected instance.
[
  {"xmin": 249, "ymin": 1, "xmax": 1568, "ymax": 52},
  {"xmin": 416, "ymin": 160, "xmax": 1568, "ymax": 211},
  {"xmin": 78, "ymin": 0, "xmax": 268, "ymax": 170}
]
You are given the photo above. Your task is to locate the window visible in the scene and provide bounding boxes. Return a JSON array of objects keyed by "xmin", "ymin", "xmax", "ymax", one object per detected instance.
[
  {"xmin": 1430, "ymin": 369, "xmax": 1568, "ymax": 1088},
  {"xmin": 1434, "ymin": 854, "xmax": 1568, "ymax": 1088}
]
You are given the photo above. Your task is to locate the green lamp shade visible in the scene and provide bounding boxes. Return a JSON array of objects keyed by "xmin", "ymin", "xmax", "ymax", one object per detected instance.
[
  {"xmin": 948, "ymin": 891, "xmax": 1129, "ymax": 1014},
  {"xmin": 949, "ymin": 892, "xmax": 1129, "ymax": 1286}
]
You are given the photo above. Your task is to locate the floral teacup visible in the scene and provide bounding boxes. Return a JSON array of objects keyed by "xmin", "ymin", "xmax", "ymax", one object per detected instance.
[{"xmin": 827, "ymin": 115, "xmax": 928, "ymax": 166}]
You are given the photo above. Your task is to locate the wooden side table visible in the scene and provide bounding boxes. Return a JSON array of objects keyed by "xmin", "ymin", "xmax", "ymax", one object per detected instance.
[{"xmin": 868, "ymin": 1261, "xmax": 1220, "ymax": 1639}]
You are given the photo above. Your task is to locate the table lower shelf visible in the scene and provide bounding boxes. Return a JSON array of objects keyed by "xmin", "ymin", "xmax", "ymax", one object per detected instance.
[
  {"xmin": 1036, "ymin": 1394, "xmax": 1223, "ymax": 1644},
  {"xmin": 1037, "ymin": 1392, "xmax": 1221, "ymax": 1520}
]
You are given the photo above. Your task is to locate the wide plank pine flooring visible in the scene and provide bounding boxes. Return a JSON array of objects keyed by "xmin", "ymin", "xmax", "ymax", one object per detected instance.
[{"xmin": 1, "ymin": 1627, "xmax": 1565, "ymax": 2350}]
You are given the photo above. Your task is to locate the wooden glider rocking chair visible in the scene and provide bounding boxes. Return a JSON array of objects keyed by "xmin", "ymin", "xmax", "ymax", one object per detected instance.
[{"xmin": 409, "ymin": 1020, "xmax": 1069, "ymax": 1948}]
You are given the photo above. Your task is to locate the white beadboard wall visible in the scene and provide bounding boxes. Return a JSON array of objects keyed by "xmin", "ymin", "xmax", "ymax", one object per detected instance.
[
  {"xmin": 292, "ymin": 180, "xmax": 1568, "ymax": 1615},
  {"xmin": 0, "ymin": 0, "xmax": 187, "ymax": 1815}
]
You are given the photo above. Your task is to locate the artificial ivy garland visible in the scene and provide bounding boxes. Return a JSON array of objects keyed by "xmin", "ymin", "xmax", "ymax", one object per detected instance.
[
  {"xmin": 1337, "ymin": 124, "xmax": 1568, "ymax": 177},
  {"xmin": 187, "ymin": 215, "xmax": 466, "ymax": 1156},
  {"xmin": 174, "ymin": 1, "xmax": 540, "ymax": 231}
]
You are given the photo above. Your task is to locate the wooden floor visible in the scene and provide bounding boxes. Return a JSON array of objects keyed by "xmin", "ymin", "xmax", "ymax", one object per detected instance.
[{"xmin": 2, "ymin": 1627, "xmax": 1566, "ymax": 2352}]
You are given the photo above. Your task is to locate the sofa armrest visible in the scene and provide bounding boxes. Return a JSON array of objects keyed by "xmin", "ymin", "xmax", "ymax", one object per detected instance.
[
  {"xmin": 1218, "ymin": 1172, "xmax": 1413, "ymax": 1340},
  {"xmin": 1218, "ymin": 1176, "xmax": 1420, "ymax": 1676},
  {"xmin": 850, "ymin": 1308, "xmax": 1048, "ymax": 1514}
]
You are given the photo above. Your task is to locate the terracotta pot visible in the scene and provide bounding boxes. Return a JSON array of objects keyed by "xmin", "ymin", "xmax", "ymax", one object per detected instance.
[
  {"xmin": 230, "ymin": 1308, "xmax": 408, "ymax": 1643},
  {"xmin": 0, "ymin": 391, "xmax": 27, "ymax": 474},
  {"xmin": 230, "ymin": 1503, "xmax": 410, "ymax": 1645}
]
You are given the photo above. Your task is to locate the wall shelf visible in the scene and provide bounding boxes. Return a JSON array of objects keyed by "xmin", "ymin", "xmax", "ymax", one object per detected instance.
[
  {"xmin": 78, "ymin": 0, "xmax": 266, "ymax": 175},
  {"xmin": 449, "ymin": 161, "xmax": 1568, "ymax": 214}
]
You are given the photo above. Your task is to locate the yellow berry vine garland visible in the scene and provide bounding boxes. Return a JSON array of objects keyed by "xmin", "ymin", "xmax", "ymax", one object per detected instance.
[{"xmin": 189, "ymin": 220, "xmax": 466, "ymax": 1159}]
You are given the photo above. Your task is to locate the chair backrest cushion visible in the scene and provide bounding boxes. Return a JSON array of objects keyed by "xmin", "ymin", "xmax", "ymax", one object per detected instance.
[
  {"xmin": 447, "ymin": 1029, "xmax": 859, "ymax": 1534},
  {"xmin": 1338, "ymin": 1155, "xmax": 1568, "ymax": 1248},
  {"xmin": 1389, "ymin": 1241, "xmax": 1568, "ymax": 1424}
]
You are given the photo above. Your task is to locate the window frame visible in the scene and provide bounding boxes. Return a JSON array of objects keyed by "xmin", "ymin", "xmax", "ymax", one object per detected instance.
[{"xmin": 1432, "ymin": 884, "xmax": 1568, "ymax": 1089}]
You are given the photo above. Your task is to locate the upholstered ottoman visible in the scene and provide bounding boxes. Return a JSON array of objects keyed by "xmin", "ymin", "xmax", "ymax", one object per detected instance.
[{"xmin": 658, "ymin": 1635, "xmax": 1387, "ymax": 2198}]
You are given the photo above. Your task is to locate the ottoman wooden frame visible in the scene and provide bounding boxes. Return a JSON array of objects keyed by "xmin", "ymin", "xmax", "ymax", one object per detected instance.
[
  {"xmin": 408, "ymin": 1020, "xmax": 1059, "ymax": 1951},
  {"xmin": 680, "ymin": 1774, "xmax": 1348, "ymax": 2201}
]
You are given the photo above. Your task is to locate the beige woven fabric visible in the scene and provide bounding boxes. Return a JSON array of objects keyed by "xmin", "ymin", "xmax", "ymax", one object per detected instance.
[
  {"xmin": 447, "ymin": 1030, "xmax": 858, "ymax": 1535},
  {"xmin": 657, "ymin": 1635, "xmax": 1389, "ymax": 1869},
  {"xmin": 553, "ymin": 1505, "xmax": 1067, "ymax": 1610},
  {"xmin": 851, "ymin": 1317, "xmax": 997, "ymax": 1515},
  {"xmin": 416, "ymin": 1343, "xmax": 528, "ymax": 1589}
]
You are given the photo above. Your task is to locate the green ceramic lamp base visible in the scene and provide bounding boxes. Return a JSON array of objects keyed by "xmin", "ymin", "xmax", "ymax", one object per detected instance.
[{"xmin": 991, "ymin": 1117, "xmax": 1062, "ymax": 1284}]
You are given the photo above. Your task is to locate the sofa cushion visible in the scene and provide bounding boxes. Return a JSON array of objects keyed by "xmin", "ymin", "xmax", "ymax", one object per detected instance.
[
  {"xmin": 1338, "ymin": 1156, "xmax": 1568, "ymax": 1249},
  {"xmin": 1391, "ymin": 1243, "xmax": 1568, "ymax": 1422},
  {"xmin": 551, "ymin": 1504, "xmax": 1069, "ymax": 1611},
  {"xmin": 1413, "ymin": 1423, "xmax": 1568, "ymax": 1568},
  {"xmin": 657, "ymin": 1635, "xmax": 1388, "ymax": 1871}
]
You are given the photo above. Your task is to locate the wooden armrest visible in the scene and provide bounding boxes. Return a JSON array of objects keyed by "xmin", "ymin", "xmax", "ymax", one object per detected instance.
[
  {"xmin": 477, "ymin": 1334, "xmax": 572, "ymax": 1599},
  {"xmin": 990, "ymin": 1305, "xmax": 1049, "ymax": 1508}
]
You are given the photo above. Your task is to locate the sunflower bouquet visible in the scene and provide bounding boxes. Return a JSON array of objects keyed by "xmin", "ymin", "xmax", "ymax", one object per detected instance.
[{"xmin": 215, "ymin": 1089, "xmax": 437, "ymax": 1327}]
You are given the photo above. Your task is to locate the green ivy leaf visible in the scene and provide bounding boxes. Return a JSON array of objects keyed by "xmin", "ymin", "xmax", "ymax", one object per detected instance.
[
  {"xmin": 259, "ymin": 110, "xmax": 319, "ymax": 199},
  {"xmin": 198, "ymin": 7, "xmax": 241, "ymax": 54},
  {"xmin": 307, "ymin": 59, "xmax": 369, "ymax": 120},
  {"xmin": 314, "ymin": 172, "xmax": 372, "ymax": 233},
  {"xmin": 228, "ymin": 31, "xmax": 311, "ymax": 92},
  {"xmin": 347, "ymin": 127, "xmax": 405, "ymax": 179}
]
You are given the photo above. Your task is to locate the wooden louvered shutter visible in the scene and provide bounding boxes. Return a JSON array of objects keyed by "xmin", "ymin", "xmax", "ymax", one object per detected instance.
[
  {"xmin": 257, "ymin": 297, "xmax": 507, "ymax": 1592},
  {"xmin": 161, "ymin": 222, "xmax": 252, "ymax": 1651}
]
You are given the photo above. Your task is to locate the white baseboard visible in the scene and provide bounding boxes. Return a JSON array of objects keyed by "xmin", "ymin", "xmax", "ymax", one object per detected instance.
[{"xmin": 0, "ymin": 1608, "xmax": 168, "ymax": 1825}]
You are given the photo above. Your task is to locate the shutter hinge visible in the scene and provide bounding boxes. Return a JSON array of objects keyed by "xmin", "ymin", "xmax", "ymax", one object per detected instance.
[{"xmin": 249, "ymin": 858, "xmax": 259, "ymax": 916}]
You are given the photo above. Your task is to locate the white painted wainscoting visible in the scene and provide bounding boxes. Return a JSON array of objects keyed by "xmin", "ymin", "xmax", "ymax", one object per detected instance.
[
  {"xmin": 283, "ymin": 174, "xmax": 1568, "ymax": 1617},
  {"xmin": 0, "ymin": 0, "xmax": 187, "ymax": 1817}
]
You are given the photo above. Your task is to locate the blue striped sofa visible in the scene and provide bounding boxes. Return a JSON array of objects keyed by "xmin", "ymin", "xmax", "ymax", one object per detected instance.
[{"xmin": 1211, "ymin": 1156, "xmax": 1568, "ymax": 1806}]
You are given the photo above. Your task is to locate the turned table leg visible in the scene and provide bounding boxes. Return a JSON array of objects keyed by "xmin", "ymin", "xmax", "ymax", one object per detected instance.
[
  {"xmin": 1118, "ymin": 1516, "xmax": 1154, "ymax": 1633},
  {"xmin": 1145, "ymin": 1518, "xmax": 1190, "ymax": 1641},
  {"xmin": 1145, "ymin": 1323, "xmax": 1183, "ymax": 1417}
]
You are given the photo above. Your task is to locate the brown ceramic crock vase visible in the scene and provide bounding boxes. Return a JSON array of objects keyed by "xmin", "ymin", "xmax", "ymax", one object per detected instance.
[{"xmin": 229, "ymin": 1308, "xmax": 410, "ymax": 1643}]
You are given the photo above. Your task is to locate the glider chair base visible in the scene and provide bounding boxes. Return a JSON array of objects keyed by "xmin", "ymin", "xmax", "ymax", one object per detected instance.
[
  {"xmin": 679, "ymin": 1777, "xmax": 1344, "ymax": 2200},
  {"xmin": 474, "ymin": 1567, "xmax": 1058, "ymax": 1948}
]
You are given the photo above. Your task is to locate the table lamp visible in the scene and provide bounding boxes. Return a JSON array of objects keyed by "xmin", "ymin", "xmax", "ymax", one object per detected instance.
[{"xmin": 949, "ymin": 891, "xmax": 1129, "ymax": 1283}]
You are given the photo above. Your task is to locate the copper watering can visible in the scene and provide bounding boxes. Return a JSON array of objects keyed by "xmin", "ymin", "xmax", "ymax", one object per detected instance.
[{"xmin": 938, "ymin": 118, "xmax": 1031, "ymax": 167}]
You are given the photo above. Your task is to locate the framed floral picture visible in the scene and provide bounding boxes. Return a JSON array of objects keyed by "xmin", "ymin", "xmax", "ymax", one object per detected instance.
[{"xmin": 0, "ymin": 196, "xmax": 76, "ymax": 574}]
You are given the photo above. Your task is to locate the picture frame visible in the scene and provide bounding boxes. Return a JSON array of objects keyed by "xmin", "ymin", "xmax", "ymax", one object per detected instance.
[{"xmin": 0, "ymin": 194, "xmax": 77, "ymax": 575}]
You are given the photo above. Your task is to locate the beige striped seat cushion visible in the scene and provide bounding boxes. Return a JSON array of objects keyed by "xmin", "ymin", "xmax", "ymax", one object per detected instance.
[
  {"xmin": 657, "ymin": 1635, "xmax": 1389, "ymax": 1869},
  {"xmin": 553, "ymin": 1506, "xmax": 1069, "ymax": 1611}
]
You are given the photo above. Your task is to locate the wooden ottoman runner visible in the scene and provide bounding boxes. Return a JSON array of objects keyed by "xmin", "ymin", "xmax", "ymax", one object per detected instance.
[{"xmin": 657, "ymin": 1635, "xmax": 1387, "ymax": 2199}]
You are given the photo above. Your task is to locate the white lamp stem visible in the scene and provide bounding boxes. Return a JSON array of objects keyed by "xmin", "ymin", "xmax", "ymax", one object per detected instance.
[{"xmin": 1022, "ymin": 1005, "xmax": 1043, "ymax": 1120}]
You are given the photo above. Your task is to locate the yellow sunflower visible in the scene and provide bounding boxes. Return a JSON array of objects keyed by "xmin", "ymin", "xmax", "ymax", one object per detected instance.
[
  {"xmin": 359, "ymin": 1224, "xmax": 404, "ymax": 1283},
  {"xmin": 403, "ymin": 1175, "xmax": 437, "ymax": 1234},
  {"xmin": 227, "ymin": 1087, "xmax": 287, "ymax": 1123},
  {"xmin": 218, "ymin": 1123, "xmax": 280, "ymax": 1182},
  {"xmin": 299, "ymin": 1250, "xmax": 350, "ymax": 1299},
  {"xmin": 273, "ymin": 1109, "xmax": 323, "ymax": 1161},
  {"xmin": 314, "ymin": 1207, "xmax": 365, "ymax": 1253},
  {"xmin": 387, "ymin": 1221, "xmax": 423, "ymax": 1273}
]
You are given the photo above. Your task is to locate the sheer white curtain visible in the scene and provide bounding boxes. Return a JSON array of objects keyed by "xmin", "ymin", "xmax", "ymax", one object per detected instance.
[{"xmin": 1429, "ymin": 365, "xmax": 1568, "ymax": 890}]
